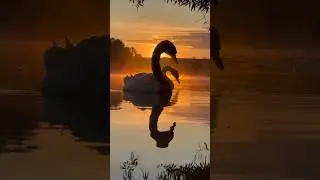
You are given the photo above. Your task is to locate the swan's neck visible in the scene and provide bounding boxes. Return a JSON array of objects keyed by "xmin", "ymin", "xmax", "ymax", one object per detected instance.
[
  {"xmin": 149, "ymin": 117, "xmax": 158, "ymax": 132},
  {"xmin": 149, "ymin": 106, "xmax": 163, "ymax": 132},
  {"xmin": 151, "ymin": 49, "xmax": 165, "ymax": 82}
]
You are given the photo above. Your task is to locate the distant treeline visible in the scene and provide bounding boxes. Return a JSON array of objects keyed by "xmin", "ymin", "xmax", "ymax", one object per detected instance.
[
  {"xmin": 110, "ymin": 37, "xmax": 210, "ymax": 76},
  {"xmin": 110, "ymin": 37, "xmax": 142, "ymax": 70}
]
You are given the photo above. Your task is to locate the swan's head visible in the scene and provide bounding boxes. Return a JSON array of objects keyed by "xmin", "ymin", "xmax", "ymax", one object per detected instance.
[
  {"xmin": 156, "ymin": 40, "xmax": 178, "ymax": 64},
  {"xmin": 162, "ymin": 65, "xmax": 180, "ymax": 84},
  {"xmin": 171, "ymin": 69, "xmax": 180, "ymax": 84}
]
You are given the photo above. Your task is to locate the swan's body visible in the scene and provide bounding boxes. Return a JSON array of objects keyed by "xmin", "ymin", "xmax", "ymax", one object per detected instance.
[
  {"xmin": 123, "ymin": 89, "xmax": 179, "ymax": 108},
  {"xmin": 123, "ymin": 40, "xmax": 179, "ymax": 93},
  {"xmin": 123, "ymin": 65, "xmax": 180, "ymax": 93}
]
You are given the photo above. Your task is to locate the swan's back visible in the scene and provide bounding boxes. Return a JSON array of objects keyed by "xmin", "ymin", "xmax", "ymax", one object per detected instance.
[
  {"xmin": 123, "ymin": 73, "xmax": 161, "ymax": 93},
  {"xmin": 123, "ymin": 73, "xmax": 151, "ymax": 83},
  {"xmin": 123, "ymin": 66, "xmax": 178, "ymax": 93}
]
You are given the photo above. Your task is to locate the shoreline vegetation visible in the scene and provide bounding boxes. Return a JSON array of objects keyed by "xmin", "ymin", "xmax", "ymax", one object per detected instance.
[{"xmin": 120, "ymin": 142, "xmax": 210, "ymax": 180}]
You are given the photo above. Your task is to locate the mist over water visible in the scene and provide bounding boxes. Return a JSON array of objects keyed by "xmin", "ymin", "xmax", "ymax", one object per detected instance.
[{"xmin": 211, "ymin": 56, "xmax": 320, "ymax": 179}]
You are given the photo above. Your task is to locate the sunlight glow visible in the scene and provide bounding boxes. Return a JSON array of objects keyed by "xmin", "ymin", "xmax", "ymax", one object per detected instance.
[{"xmin": 110, "ymin": 0, "xmax": 210, "ymax": 59}]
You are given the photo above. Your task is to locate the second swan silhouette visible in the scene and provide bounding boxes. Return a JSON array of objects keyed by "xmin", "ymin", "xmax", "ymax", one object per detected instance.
[{"xmin": 123, "ymin": 40, "xmax": 178, "ymax": 93}]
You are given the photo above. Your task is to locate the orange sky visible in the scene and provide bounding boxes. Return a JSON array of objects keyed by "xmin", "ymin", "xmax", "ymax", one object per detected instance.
[{"xmin": 110, "ymin": 0, "xmax": 210, "ymax": 59}]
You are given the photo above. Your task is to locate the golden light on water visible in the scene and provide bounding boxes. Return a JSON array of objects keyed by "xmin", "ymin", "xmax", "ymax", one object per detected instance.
[{"xmin": 112, "ymin": 89, "xmax": 206, "ymax": 126}]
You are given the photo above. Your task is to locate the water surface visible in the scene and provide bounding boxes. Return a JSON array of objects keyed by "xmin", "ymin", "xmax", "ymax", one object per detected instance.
[
  {"xmin": 211, "ymin": 58, "xmax": 320, "ymax": 179},
  {"xmin": 110, "ymin": 74, "xmax": 210, "ymax": 179},
  {"xmin": 0, "ymin": 90, "xmax": 109, "ymax": 180}
]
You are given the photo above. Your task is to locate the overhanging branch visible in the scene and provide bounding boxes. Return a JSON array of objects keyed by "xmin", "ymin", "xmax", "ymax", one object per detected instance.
[{"xmin": 129, "ymin": 0, "xmax": 219, "ymax": 13}]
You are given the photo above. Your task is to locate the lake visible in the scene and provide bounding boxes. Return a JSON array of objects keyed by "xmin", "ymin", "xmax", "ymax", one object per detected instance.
[
  {"xmin": 110, "ymin": 74, "xmax": 210, "ymax": 179},
  {"xmin": 2, "ymin": 56, "xmax": 320, "ymax": 179},
  {"xmin": 211, "ymin": 57, "xmax": 320, "ymax": 179},
  {"xmin": 0, "ymin": 89, "xmax": 109, "ymax": 180}
]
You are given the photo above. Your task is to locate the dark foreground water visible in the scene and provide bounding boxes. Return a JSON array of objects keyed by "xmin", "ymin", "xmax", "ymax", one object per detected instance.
[
  {"xmin": 0, "ymin": 90, "xmax": 109, "ymax": 180},
  {"xmin": 211, "ymin": 57, "xmax": 320, "ymax": 179},
  {"xmin": 2, "ymin": 56, "xmax": 320, "ymax": 179}
]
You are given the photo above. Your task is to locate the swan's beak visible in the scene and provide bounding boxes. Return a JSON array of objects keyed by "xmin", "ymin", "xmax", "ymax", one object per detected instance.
[
  {"xmin": 212, "ymin": 51, "xmax": 224, "ymax": 70},
  {"xmin": 171, "ymin": 54, "xmax": 179, "ymax": 64}
]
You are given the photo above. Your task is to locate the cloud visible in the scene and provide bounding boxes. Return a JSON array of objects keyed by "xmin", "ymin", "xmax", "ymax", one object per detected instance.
[
  {"xmin": 111, "ymin": 21, "xmax": 210, "ymax": 58},
  {"xmin": 162, "ymin": 31, "xmax": 210, "ymax": 49},
  {"xmin": 126, "ymin": 30, "xmax": 209, "ymax": 50},
  {"xmin": 111, "ymin": 21, "xmax": 207, "ymax": 34}
]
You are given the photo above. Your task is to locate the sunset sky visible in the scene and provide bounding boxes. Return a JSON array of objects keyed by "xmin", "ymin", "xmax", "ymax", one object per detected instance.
[
  {"xmin": 110, "ymin": 0, "xmax": 210, "ymax": 58},
  {"xmin": 1, "ymin": 0, "xmax": 319, "ymax": 56}
]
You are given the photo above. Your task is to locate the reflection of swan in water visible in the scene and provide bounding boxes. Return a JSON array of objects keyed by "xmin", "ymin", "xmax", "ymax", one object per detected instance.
[
  {"xmin": 123, "ymin": 90, "xmax": 179, "ymax": 108},
  {"xmin": 123, "ymin": 40, "xmax": 179, "ymax": 93},
  {"xmin": 149, "ymin": 103, "xmax": 176, "ymax": 148},
  {"xmin": 123, "ymin": 88, "xmax": 179, "ymax": 148},
  {"xmin": 149, "ymin": 104, "xmax": 176, "ymax": 148}
]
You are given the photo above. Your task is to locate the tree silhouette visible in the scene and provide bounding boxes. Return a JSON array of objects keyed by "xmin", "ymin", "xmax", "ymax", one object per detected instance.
[
  {"xmin": 130, "ymin": 0, "xmax": 218, "ymax": 13},
  {"xmin": 110, "ymin": 37, "xmax": 142, "ymax": 70}
]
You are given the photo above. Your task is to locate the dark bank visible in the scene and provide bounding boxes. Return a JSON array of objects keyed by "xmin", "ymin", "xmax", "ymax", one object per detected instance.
[{"xmin": 0, "ymin": 0, "xmax": 110, "ymax": 179}]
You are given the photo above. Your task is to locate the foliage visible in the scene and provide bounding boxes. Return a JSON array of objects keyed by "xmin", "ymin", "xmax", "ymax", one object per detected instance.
[
  {"xmin": 110, "ymin": 37, "xmax": 142, "ymax": 70},
  {"xmin": 120, "ymin": 152, "xmax": 139, "ymax": 180},
  {"xmin": 129, "ymin": 0, "xmax": 218, "ymax": 13},
  {"xmin": 120, "ymin": 142, "xmax": 210, "ymax": 180}
]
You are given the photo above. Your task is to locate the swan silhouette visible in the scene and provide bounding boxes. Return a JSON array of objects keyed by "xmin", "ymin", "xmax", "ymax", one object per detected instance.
[
  {"xmin": 123, "ymin": 90, "xmax": 179, "ymax": 109},
  {"xmin": 123, "ymin": 65, "xmax": 180, "ymax": 93},
  {"xmin": 123, "ymin": 40, "xmax": 178, "ymax": 93}
]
